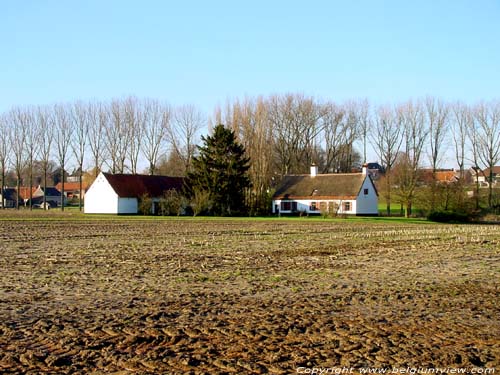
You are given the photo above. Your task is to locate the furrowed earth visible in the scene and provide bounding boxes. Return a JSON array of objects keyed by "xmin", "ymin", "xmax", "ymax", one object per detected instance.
[{"xmin": 0, "ymin": 214, "xmax": 498, "ymax": 374}]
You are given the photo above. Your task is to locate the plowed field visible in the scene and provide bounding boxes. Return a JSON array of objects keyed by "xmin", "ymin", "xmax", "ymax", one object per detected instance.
[{"xmin": 0, "ymin": 216, "xmax": 499, "ymax": 374}]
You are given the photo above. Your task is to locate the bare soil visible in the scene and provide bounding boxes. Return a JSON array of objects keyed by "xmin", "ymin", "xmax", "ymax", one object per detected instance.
[{"xmin": 0, "ymin": 216, "xmax": 499, "ymax": 374}]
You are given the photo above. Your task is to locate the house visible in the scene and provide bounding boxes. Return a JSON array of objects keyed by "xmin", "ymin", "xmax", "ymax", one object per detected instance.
[
  {"xmin": 18, "ymin": 186, "xmax": 63, "ymax": 206},
  {"xmin": 272, "ymin": 165, "xmax": 378, "ymax": 216},
  {"xmin": 363, "ymin": 162, "xmax": 385, "ymax": 180},
  {"xmin": 56, "ymin": 181, "xmax": 90, "ymax": 200},
  {"xmin": 469, "ymin": 166, "xmax": 500, "ymax": 187},
  {"xmin": 482, "ymin": 166, "xmax": 500, "ymax": 185},
  {"xmin": 419, "ymin": 169, "xmax": 459, "ymax": 185},
  {"xmin": 84, "ymin": 172, "xmax": 185, "ymax": 214},
  {"xmin": 0, "ymin": 188, "xmax": 19, "ymax": 208}
]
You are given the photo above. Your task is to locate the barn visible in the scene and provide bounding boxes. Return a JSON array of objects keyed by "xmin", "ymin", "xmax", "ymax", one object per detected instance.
[
  {"xmin": 84, "ymin": 172, "xmax": 185, "ymax": 214},
  {"xmin": 272, "ymin": 165, "xmax": 379, "ymax": 216}
]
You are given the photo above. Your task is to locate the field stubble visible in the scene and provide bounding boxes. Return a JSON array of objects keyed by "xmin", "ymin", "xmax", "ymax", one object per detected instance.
[{"xmin": 0, "ymin": 216, "xmax": 499, "ymax": 374}]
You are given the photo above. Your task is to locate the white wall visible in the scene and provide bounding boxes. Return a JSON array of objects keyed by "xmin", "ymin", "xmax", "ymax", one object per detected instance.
[
  {"xmin": 272, "ymin": 199, "xmax": 357, "ymax": 215},
  {"xmin": 355, "ymin": 177, "xmax": 379, "ymax": 215},
  {"xmin": 117, "ymin": 198, "xmax": 138, "ymax": 214},
  {"xmin": 84, "ymin": 174, "xmax": 119, "ymax": 214}
]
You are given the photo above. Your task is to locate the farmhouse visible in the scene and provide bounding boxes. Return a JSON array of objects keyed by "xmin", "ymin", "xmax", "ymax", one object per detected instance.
[
  {"xmin": 84, "ymin": 172, "xmax": 184, "ymax": 214},
  {"xmin": 18, "ymin": 186, "xmax": 64, "ymax": 207},
  {"xmin": 272, "ymin": 165, "xmax": 378, "ymax": 216}
]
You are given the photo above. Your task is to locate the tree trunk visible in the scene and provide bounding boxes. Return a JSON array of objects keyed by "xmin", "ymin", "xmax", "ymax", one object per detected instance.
[
  {"xmin": 43, "ymin": 166, "xmax": 47, "ymax": 210},
  {"xmin": 16, "ymin": 176, "xmax": 21, "ymax": 210},
  {"xmin": 79, "ymin": 167, "xmax": 83, "ymax": 211},
  {"xmin": 60, "ymin": 166, "xmax": 65, "ymax": 211}
]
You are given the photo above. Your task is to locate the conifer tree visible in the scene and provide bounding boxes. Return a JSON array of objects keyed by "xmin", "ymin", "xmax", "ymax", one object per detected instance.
[{"xmin": 186, "ymin": 124, "xmax": 251, "ymax": 215}]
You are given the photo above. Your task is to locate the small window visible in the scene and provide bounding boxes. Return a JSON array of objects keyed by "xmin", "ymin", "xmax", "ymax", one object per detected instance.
[
  {"xmin": 281, "ymin": 201, "xmax": 291, "ymax": 211},
  {"xmin": 364, "ymin": 188, "xmax": 369, "ymax": 195},
  {"xmin": 310, "ymin": 202, "xmax": 318, "ymax": 211},
  {"xmin": 343, "ymin": 201, "xmax": 351, "ymax": 211}
]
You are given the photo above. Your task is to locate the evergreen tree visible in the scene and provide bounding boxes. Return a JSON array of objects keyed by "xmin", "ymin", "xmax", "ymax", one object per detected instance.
[{"xmin": 186, "ymin": 124, "xmax": 251, "ymax": 215}]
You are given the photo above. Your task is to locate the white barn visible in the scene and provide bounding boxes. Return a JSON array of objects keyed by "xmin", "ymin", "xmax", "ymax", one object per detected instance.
[
  {"xmin": 272, "ymin": 165, "xmax": 378, "ymax": 216},
  {"xmin": 84, "ymin": 172, "xmax": 184, "ymax": 214}
]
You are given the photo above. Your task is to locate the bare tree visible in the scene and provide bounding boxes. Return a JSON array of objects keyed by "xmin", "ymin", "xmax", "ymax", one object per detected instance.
[
  {"xmin": 141, "ymin": 99, "xmax": 170, "ymax": 175},
  {"xmin": 451, "ymin": 102, "xmax": 470, "ymax": 178},
  {"xmin": 225, "ymin": 97, "xmax": 274, "ymax": 213},
  {"xmin": 169, "ymin": 104, "xmax": 204, "ymax": 175},
  {"xmin": 124, "ymin": 97, "xmax": 144, "ymax": 174},
  {"xmin": 37, "ymin": 106, "xmax": 55, "ymax": 209},
  {"xmin": 54, "ymin": 104, "xmax": 73, "ymax": 210},
  {"xmin": 321, "ymin": 102, "xmax": 358, "ymax": 173},
  {"xmin": 87, "ymin": 101, "xmax": 107, "ymax": 177},
  {"xmin": 474, "ymin": 100, "xmax": 500, "ymax": 209},
  {"xmin": 71, "ymin": 101, "xmax": 89, "ymax": 210},
  {"xmin": 24, "ymin": 107, "xmax": 39, "ymax": 210},
  {"xmin": 356, "ymin": 98, "xmax": 370, "ymax": 164},
  {"xmin": 8, "ymin": 108, "xmax": 28, "ymax": 209},
  {"xmin": 426, "ymin": 97, "xmax": 449, "ymax": 172},
  {"xmin": 370, "ymin": 105, "xmax": 404, "ymax": 216},
  {"xmin": 467, "ymin": 111, "xmax": 482, "ymax": 210},
  {"xmin": 105, "ymin": 99, "xmax": 130, "ymax": 173},
  {"xmin": 0, "ymin": 114, "xmax": 10, "ymax": 208},
  {"xmin": 396, "ymin": 100, "xmax": 429, "ymax": 217},
  {"xmin": 268, "ymin": 94, "xmax": 324, "ymax": 175}
]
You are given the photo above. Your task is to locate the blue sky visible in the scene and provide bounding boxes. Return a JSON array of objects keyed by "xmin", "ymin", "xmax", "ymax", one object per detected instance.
[{"xmin": 1, "ymin": 0, "xmax": 499, "ymax": 115}]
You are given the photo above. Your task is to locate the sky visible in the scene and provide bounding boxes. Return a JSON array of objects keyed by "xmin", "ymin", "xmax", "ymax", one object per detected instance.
[
  {"xmin": 2, "ymin": 0, "xmax": 499, "ymax": 116},
  {"xmin": 1, "ymin": 1, "xmax": 500, "ymax": 169}
]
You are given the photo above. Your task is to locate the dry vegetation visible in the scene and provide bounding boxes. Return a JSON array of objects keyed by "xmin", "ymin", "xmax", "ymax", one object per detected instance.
[{"xmin": 0, "ymin": 214, "xmax": 499, "ymax": 374}]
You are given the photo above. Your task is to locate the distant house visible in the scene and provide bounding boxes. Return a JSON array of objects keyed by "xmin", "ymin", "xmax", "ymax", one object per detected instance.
[
  {"xmin": 419, "ymin": 169, "xmax": 459, "ymax": 185},
  {"xmin": 272, "ymin": 165, "xmax": 378, "ymax": 216},
  {"xmin": 84, "ymin": 172, "xmax": 185, "ymax": 214},
  {"xmin": 469, "ymin": 166, "xmax": 500, "ymax": 187},
  {"xmin": 482, "ymin": 166, "xmax": 500, "ymax": 185},
  {"xmin": 0, "ymin": 188, "xmax": 19, "ymax": 208},
  {"xmin": 56, "ymin": 181, "xmax": 90, "ymax": 200},
  {"xmin": 18, "ymin": 186, "xmax": 63, "ymax": 207},
  {"xmin": 364, "ymin": 162, "xmax": 385, "ymax": 180}
]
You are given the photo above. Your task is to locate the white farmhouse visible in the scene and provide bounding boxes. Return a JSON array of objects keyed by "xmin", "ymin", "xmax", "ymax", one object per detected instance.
[
  {"xmin": 84, "ymin": 172, "xmax": 184, "ymax": 214},
  {"xmin": 272, "ymin": 165, "xmax": 378, "ymax": 216}
]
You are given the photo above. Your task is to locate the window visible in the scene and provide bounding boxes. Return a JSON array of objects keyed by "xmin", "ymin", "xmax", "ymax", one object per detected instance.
[
  {"xmin": 280, "ymin": 201, "xmax": 297, "ymax": 211},
  {"xmin": 281, "ymin": 201, "xmax": 291, "ymax": 211},
  {"xmin": 310, "ymin": 202, "xmax": 318, "ymax": 211},
  {"xmin": 364, "ymin": 188, "xmax": 369, "ymax": 195},
  {"xmin": 343, "ymin": 201, "xmax": 351, "ymax": 211}
]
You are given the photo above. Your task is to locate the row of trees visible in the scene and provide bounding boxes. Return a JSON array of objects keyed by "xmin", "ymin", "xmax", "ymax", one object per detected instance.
[
  {"xmin": 1, "ymin": 94, "xmax": 499, "ymax": 214},
  {"xmin": 0, "ymin": 97, "xmax": 203, "ymax": 210},
  {"xmin": 215, "ymin": 95, "xmax": 499, "ymax": 214}
]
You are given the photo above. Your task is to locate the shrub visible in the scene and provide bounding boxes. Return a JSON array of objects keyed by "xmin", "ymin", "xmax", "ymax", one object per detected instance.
[
  {"xmin": 138, "ymin": 194, "xmax": 152, "ymax": 215},
  {"xmin": 159, "ymin": 190, "xmax": 183, "ymax": 216},
  {"xmin": 427, "ymin": 210, "xmax": 470, "ymax": 223}
]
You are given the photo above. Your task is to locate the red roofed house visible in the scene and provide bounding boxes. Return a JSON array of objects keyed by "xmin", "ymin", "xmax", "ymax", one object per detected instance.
[
  {"xmin": 84, "ymin": 172, "xmax": 185, "ymax": 214},
  {"xmin": 272, "ymin": 165, "xmax": 378, "ymax": 216},
  {"xmin": 56, "ymin": 181, "xmax": 90, "ymax": 200}
]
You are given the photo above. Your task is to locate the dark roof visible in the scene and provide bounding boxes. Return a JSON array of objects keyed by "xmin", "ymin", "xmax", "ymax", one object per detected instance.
[
  {"xmin": 103, "ymin": 173, "xmax": 185, "ymax": 198},
  {"xmin": 40, "ymin": 187, "xmax": 62, "ymax": 196},
  {"xmin": 1, "ymin": 188, "xmax": 18, "ymax": 201},
  {"xmin": 273, "ymin": 173, "xmax": 368, "ymax": 199}
]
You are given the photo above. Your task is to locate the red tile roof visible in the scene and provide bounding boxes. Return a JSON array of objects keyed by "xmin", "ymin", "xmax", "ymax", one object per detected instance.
[
  {"xmin": 55, "ymin": 181, "xmax": 90, "ymax": 192},
  {"xmin": 103, "ymin": 173, "xmax": 185, "ymax": 198}
]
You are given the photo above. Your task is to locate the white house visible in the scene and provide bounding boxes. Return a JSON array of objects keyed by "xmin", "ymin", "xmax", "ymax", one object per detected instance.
[
  {"xmin": 272, "ymin": 165, "xmax": 378, "ymax": 216},
  {"xmin": 84, "ymin": 172, "xmax": 184, "ymax": 214}
]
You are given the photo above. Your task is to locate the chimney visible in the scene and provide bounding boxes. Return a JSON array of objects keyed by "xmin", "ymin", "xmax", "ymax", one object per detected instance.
[
  {"xmin": 310, "ymin": 164, "xmax": 318, "ymax": 177},
  {"xmin": 362, "ymin": 163, "xmax": 368, "ymax": 176}
]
